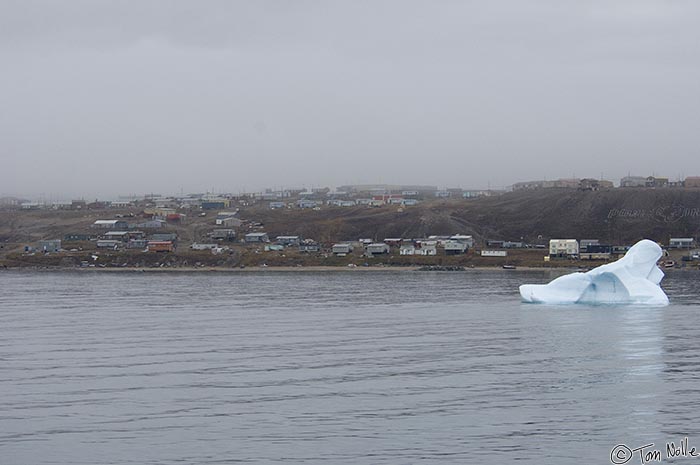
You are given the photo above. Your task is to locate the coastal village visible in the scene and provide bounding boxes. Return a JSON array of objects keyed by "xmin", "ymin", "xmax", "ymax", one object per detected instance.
[{"xmin": 2, "ymin": 175, "xmax": 700, "ymax": 270}]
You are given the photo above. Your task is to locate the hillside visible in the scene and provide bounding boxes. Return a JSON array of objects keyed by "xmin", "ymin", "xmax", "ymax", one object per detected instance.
[{"xmin": 241, "ymin": 188, "xmax": 700, "ymax": 244}]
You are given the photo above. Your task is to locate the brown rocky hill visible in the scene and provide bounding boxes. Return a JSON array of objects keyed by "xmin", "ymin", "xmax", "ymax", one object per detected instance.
[{"xmin": 243, "ymin": 188, "xmax": 700, "ymax": 244}]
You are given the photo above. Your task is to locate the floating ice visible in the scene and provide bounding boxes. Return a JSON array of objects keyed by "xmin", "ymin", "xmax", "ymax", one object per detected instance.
[{"xmin": 520, "ymin": 239, "xmax": 669, "ymax": 305}]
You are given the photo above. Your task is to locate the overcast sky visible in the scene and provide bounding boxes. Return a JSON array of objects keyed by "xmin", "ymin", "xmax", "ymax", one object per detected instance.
[{"xmin": 1, "ymin": 0, "xmax": 699, "ymax": 199}]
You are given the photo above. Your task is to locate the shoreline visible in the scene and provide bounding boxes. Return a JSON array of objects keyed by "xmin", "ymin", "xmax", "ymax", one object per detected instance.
[{"xmin": 0, "ymin": 265, "xmax": 602, "ymax": 273}]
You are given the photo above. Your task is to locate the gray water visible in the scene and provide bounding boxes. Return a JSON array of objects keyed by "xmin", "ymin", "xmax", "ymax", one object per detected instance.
[{"xmin": 1, "ymin": 270, "xmax": 700, "ymax": 464}]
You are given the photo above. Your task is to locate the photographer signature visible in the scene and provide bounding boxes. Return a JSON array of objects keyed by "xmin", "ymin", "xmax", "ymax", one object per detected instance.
[{"xmin": 611, "ymin": 437, "xmax": 699, "ymax": 464}]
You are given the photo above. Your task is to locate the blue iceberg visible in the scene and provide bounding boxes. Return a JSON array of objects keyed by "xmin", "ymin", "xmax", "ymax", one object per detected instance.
[{"xmin": 520, "ymin": 239, "xmax": 669, "ymax": 305}]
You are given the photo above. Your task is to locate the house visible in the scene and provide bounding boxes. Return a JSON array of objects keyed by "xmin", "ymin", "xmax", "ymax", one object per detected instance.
[
  {"xmin": 366, "ymin": 243, "xmax": 390, "ymax": 255},
  {"xmin": 502, "ymin": 241, "xmax": 525, "ymax": 249},
  {"xmin": 434, "ymin": 190, "xmax": 450, "ymax": 198},
  {"xmin": 486, "ymin": 239, "xmax": 505, "ymax": 248},
  {"xmin": 620, "ymin": 176, "xmax": 647, "ymax": 188},
  {"xmin": 612, "ymin": 245, "xmax": 630, "ymax": 255},
  {"xmin": 332, "ymin": 243, "xmax": 353, "ymax": 255},
  {"xmin": 669, "ymin": 238, "xmax": 695, "ymax": 249},
  {"xmin": 245, "ymin": 232, "xmax": 270, "ymax": 243},
  {"xmin": 646, "ymin": 176, "xmax": 669, "ymax": 188},
  {"xmin": 444, "ymin": 240, "xmax": 467, "ymax": 255},
  {"xmin": 201, "ymin": 200, "xmax": 229, "ymax": 210},
  {"xmin": 413, "ymin": 244, "xmax": 437, "ymax": 256},
  {"xmin": 462, "ymin": 190, "xmax": 492, "ymax": 198},
  {"xmin": 264, "ymin": 244, "xmax": 284, "ymax": 251},
  {"xmin": 216, "ymin": 217, "xmax": 242, "ymax": 227},
  {"xmin": 586, "ymin": 244, "xmax": 612, "ymax": 254},
  {"xmin": 427, "ymin": 235, "xmax": 452, "ymax": 246},
  {"xmin": 401, "ymin": 199, "xmax": 418, "ymax": 206},
  {"xmin": 103, "ymin": 231, "xmax": 131, "ymax": 242},
  {"xmin": 481, "ymin": 250, "xmax": 507, "ymax": 257},
  {"xmin": 549, "ymin": 239, "xmax": 579, "ymax": 257},
  {"xmin": 579, "ymin": 239, "xmax": 600, "ymax": 252},
  {"xmin": 297, "ymin": 200, "xmax": 319, "ymax": 209},
  {"xmin": 400, "ymin": 244, "xmax": 416, "ymax": 255},
  {"xmin": 579, "ymin": 179, "xmax": 613, "ymax": 191},
  {"xmin": 166, "ymin": 213, "xmax": 185, "ymax": 223},
  {"xmin": 276, "ymin": 236, "xmax": 301, "ymax": 246},
  {"xmin": 39, "ymin": 240, "xmax": 61, "ymax": 252},
  {"xmin": 147, "ymin": 241, "xmax": 174, "ymax": 252},
  {"xmin": 211, "ymin": 229, "xmax": 236, "ymax": 241},
  {"xmin": 685, "ymin": 176, "xmax": 700, "ymax": 188},
  {"xmin": 191, "ymin": 243, "xmax": 218, "ymax": 250},
  {"xmin": 383, "ymin": 238, "xmax": 403, "ymax": 247},
  {"xmin": 298, "ymin": 242, "xmax": 320, "ymax": 252},
  {"xmin": 355, "ymin": 199, "xmax": 372, "ymax": 206},
  {"xmin": 127, "ymin": 239, "xmax": 148, "ymax": 249},
  {"xmin": 154, "ymin": 207, "xmax": 177, "ymax": 217},
  {"xmin": 269, "ymin": 201, "xmax": 286, "ymax": 209},
  {"xmin": 64, "ymin": 234, "xmax": 93, "ymax": 241},
  {"xmin": 449, "ymin": 235, "xmax": 474, "ymax": 248},
  {"xmin": 92, "ymin": 219, "xmax": 129, "ymax": 230},
  {"xmin": 151, "ymin": 233, "xmax": 177, "ymax": 242},
  {"xmin": 96, "ymin": 240, "xmax": 122, "ymax": 249},
  {"xmin": 327, "ymin": 200, "xmax": 356, "ymax": 207},
  {"xmin": 110, "ymin": 200, "xmax": 133, "ymax": 208},
  {"xmin": 216, "ymin": 211, "xmax": 238, "ymax": 220},
  {"xmin": 413, "ymin": 243, "xmax": 437, "ymax": 255}
]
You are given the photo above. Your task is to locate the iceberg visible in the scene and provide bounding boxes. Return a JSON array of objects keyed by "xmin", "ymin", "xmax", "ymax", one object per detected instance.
[{"xmin": 520, "ymin": 239, "xmax": 669, "ymax": 305}]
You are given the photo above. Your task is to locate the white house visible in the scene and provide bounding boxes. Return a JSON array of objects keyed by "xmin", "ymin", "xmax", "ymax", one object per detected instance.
[
  {"xmin": 332, "ymin": 243, "xmax": 353, "ymax": 255},
  {"xmin": 366, "ymin": 243, "xmax": 390, "ymax": 255},
  {"xmin": 669, "ymin": 238, "xmax": 695, "ymax": 249},
  {"xmin": 191, "ymin": 243, "xmax": 218, "ymax": 250},
  {"xmin": 549, "ymin": 239, "xmax": 579, "ymax": 256},
  {"xmin": 415, "ymin": 244, "xmax": 437, "ymax": 255},
  {"xmin": 481, "ymin": 250, "xmax": 507, "ymax": 257},
  {"xmin": 92, "ymin": 219, "xmax": 129, "ymax": 229},
  {"xmin": 449, "ymin": 234, "xmax": 474, "ymax": 248},
  {"xmin": 444, "ymin": 240, "xmax": 468, "ymax": 255},
  {"xmin": 399, "ymin": 244, "xmax": 415, "ymax": 255}
]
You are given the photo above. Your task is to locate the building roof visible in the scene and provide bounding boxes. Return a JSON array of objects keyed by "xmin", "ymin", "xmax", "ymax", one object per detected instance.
[{"xmin": 94, "ymin": 219, "xmax": 122, "ymax": 225}]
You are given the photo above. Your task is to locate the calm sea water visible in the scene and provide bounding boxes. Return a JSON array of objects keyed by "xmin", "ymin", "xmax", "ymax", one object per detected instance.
[{"xmin": 1, "ymin": 269, "xmax": 700, "ymax": 464}]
